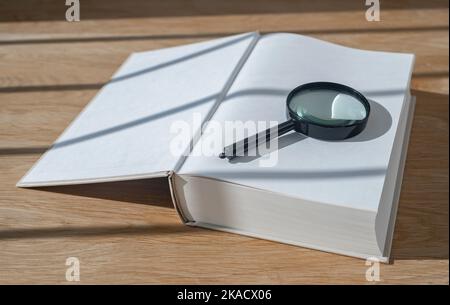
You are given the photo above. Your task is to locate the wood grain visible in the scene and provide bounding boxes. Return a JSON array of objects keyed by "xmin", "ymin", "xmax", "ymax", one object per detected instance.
[{"xmin": 0, "ymin": 0, "xmax": 448, "ymax": 284}]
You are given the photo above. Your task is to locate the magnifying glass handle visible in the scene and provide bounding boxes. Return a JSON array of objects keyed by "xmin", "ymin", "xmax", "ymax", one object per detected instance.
[{"xmin": 219, "ymin": 120, "xmax": 295, "ymax": 160}]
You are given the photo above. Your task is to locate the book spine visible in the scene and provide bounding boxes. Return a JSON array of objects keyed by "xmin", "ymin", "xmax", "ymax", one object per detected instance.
[{"xmin": 167, "ymin": 171, "xmax": 193, "ymax": 224}]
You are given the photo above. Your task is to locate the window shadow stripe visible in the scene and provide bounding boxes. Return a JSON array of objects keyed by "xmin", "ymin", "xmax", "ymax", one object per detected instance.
[{"xmin": 0, "ymin": 26, "xmax": 448, "ymax": 46}]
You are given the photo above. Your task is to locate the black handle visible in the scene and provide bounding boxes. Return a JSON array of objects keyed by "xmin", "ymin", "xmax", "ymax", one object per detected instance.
[{"xmin": 219, "ymin": 120, "xmax": 295, "ymax": 160}]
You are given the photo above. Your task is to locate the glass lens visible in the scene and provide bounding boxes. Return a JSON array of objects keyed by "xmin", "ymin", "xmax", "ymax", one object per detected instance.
[{"xmin": 288, "ymin": 88, "xmax": 367, "ymax": 126}]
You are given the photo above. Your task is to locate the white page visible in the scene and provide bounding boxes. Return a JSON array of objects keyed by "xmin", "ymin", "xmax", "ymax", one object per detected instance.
[
  {"xmin": 18, "ymin": 33, "xmax": 258, "ymax": 187},
  {"xmin": 179, "ymin": 33, "xmax": 415, "ymax": 212}
]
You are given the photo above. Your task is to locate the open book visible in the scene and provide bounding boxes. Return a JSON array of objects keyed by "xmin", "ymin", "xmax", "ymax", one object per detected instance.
[{"xmin": 18, "ymin": 32, "xmax": 415, "ymax": 262}]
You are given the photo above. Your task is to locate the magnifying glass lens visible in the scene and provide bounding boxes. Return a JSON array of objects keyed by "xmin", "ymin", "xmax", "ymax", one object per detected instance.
[{"xmin": 289, "ymin": 89, "xmax": 367, "ymax": 126}]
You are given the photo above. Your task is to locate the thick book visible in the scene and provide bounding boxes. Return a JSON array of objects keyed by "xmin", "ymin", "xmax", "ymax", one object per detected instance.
[{"xmin": 17, "ymin": 32, "xmax": 415, "ymax": 262}]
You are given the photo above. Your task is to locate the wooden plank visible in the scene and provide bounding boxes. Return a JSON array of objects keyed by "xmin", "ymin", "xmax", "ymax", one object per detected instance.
[{"xmin": 0, "ymin": 1, "xmax": 448, "ymax": 284}]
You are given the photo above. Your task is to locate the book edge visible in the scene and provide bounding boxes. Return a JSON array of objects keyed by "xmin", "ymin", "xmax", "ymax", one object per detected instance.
[
  {"xmin": 188, "ymin": 221, "xmax": 389, "ymax": 263},
  {"xmin": 16, "ymin": 171, "xmax": 169, "ymax": 188},
  {"xmin": 381, "ymin": 95, "xmax": 417, "ymax": 262}
]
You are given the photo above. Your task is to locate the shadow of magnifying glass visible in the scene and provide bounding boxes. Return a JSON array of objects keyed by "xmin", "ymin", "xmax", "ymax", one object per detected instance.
[
  {"xmin": 344, "ymin": 99, "xmax": 392, "ymax": 142},
  {"xmin": 229, "ymin": 99, "xmax": 392, "ymax": 164}
]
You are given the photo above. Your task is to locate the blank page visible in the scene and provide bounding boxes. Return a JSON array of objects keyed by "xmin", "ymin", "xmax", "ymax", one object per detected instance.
[{"xmin": 18, "ymin": 33, "xmax": 258, "ymax": 187}]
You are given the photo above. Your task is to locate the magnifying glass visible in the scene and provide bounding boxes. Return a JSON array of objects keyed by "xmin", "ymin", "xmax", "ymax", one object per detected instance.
[{"xmin": 219, "ymin": 82, "xmax": 370, "ymax": 160}]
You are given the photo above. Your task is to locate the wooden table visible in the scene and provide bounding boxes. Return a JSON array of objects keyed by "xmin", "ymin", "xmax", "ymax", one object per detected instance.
[{"xmin": 0, "ymin": 0, "xmax": 448, "ymax": 284}]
